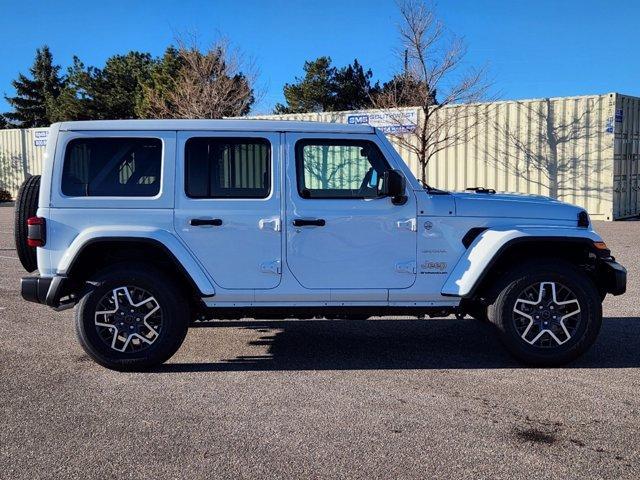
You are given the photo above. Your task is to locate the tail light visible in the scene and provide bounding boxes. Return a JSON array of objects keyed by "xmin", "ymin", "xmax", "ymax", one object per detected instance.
[{"xmin": 27, "ymin": 217, "xmax": 46, "ymax": 247}]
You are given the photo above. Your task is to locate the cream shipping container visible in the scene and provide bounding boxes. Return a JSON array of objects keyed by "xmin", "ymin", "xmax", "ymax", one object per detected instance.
[{"xmin": 1, "ymin": 93, "xmax": 638, "ymax": 220}]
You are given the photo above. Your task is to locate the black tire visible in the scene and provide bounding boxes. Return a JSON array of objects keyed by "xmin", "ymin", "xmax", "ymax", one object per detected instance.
[
  {"xmin": 488, "ymin": 260, "xmax": 602, "ymax": 367},
  {"xmin": 14, "ymin": 175, "xmax": 41, "ymax": 273},
  {"xmin": 75, "ymin": 263, "xmax": 189, "ymax": 371}
]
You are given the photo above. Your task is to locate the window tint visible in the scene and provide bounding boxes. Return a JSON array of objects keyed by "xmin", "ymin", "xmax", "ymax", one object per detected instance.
[
  {"xmin": 62, "ymin": 138, "xmax": 162, "ymax": 197},
  {"xmin": 295, "ymin": 139, "xmax": 389, "ymax": 199},
  {"xmin": 185, "ymin": 138, "xmax": 270, "ymax": 198}
]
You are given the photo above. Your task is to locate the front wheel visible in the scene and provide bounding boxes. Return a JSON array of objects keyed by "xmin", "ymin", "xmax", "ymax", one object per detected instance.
[
  {"xmin": 75, "ymin": 264, "xmax": 189, "ymax": 371},
  {"xmin": 488, "ymin": 261, "xmax": 602, "ymax": 367}
]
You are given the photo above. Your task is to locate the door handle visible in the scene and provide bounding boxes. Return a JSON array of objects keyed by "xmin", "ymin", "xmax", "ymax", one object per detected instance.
[
  {"xmin": 190, "ymin": 218, "xmax": 223, "ymax": 227},
  {"xmin": 292, "ymin": 218, "xmax": 326, "ymax": 227}
]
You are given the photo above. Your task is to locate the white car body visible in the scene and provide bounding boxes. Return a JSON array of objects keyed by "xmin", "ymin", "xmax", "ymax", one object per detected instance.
[{"xmin": 29, "ymin": 119, "xmax": 615, "ymax": 312}]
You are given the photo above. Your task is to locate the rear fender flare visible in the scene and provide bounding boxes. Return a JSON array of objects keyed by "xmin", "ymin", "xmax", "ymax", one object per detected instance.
[{"xmin": 57, "ymin": 226, "xmax": 216, "ymax": 296}]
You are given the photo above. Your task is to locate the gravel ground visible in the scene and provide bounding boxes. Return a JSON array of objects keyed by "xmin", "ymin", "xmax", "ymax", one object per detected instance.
[{"xmin": 0, "ymin": 206, "xmax": 638, "ymax": 479}]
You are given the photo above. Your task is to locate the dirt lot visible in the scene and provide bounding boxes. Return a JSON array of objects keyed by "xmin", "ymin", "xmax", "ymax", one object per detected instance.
[{"xmin": 0, "ymin": 205, "xmax": 638, "ymax": 479}]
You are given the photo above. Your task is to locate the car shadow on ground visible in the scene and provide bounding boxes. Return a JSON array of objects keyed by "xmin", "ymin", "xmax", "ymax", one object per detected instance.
[{"xmin": 155, "ymin": 316, "xmax": 640, "ymax": 373}]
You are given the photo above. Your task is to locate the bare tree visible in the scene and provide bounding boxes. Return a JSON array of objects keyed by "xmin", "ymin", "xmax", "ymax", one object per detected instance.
[
  {"xmin": 488, "ymin": 99, "xmax": 608, "ymax": 202},
  {"xmin": 373, "ymin": 0, "xmax": 491, "ymax": 184},
  {"xmin": 302, "ymin": 146, "xmax": 362, "ymax": 189},
  {"xmin": 144, "ymin": 38, "xmax": 258, "ymax": 119}
]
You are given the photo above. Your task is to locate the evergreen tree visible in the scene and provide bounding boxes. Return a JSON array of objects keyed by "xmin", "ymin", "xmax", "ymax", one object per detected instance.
[
  {"xmin": 136, "ymin": 47, "xmax": 183, "ymax": 118},
  {"xmin": 52, "ymin": 52, "xmax": 154, "ymax": 121},
  {"xmin": 48, "ymin": 57, "xmax": 93, "ymax": 122},
  {"xmin": 4, "ymin": 46, "xmax": 62, "ymax": 127},
  {"xmin": 332, "ymin": 59, "xmax": 380, "ymax": 111},
  {"xmin": 91, "ymin": 52, "xmax": 154, "ymax": 119},
  {"xmin": 275, "ymin": 57, "xmax": 336, "ymax": 114},
  {"xmin": 274, "ymin": 57, "xmax": 379, "ymax": 113}
]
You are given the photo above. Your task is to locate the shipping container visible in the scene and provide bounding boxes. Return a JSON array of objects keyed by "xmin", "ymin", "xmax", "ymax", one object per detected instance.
[
  {"xmin": 1, "ymin": 93, "xmax": 639, "ymax": 220},
  {"xmin": 252, "ymin": 93, "xmax": 640, "ymax": 220},
  {"xmin": 0, "ymin": 127, "xmax": 49, "ymax": 198}
]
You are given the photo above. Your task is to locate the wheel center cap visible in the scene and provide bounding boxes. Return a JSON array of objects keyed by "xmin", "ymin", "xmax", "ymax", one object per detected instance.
[{"xmin": 541, "ymin": 310, "xmax": 551, "ymax": 320}]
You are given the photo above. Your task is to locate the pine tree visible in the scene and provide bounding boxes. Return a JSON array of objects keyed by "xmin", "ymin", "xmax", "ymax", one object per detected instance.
[
  {"xmin": 52, "ymin": 52, "xmax": 155, "ymax": 121},
  {"xmin": 275, "ymin": 57, "xmax": 336, "ymax": 114},
  {"xmin": 274, "ymin": 57, "xmax": 378, "ymax": 114},
  {"xmin": 4, "ymin": 46, "xmax": 62, "ymax": 127},
  {"xmin": 332, "ymin": 59, "xmax": 380, "ymax": 111},
  {"xmin": 137, "ymin": 47, "xmax": 183, "ymax": 118}
]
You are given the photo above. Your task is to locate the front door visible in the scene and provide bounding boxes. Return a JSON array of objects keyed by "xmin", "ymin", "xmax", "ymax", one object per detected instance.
[
  {"xmin": 175, "ymin": 132, "xmax": 282, "ymax": 289},
  {"xmin": 284, "ymin": 133, "xmax": 417, "ymax": 290}
]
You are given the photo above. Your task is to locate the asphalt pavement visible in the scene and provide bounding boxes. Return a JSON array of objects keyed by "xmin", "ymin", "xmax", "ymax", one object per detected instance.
[{"xmin": 0, "ymin": 205, "xmax": 638, "ymax": 479}]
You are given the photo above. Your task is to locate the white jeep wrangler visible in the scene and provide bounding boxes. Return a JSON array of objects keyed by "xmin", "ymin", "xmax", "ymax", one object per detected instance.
[{"xmin": 16, "ymin": 120, "xmax": 626, "ymax": 370}]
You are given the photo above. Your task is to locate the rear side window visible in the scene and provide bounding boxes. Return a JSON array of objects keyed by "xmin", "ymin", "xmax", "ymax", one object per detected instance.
[
  {"xmin": 62, "ymin": 137, "xmax": 162, "ymax": 197},
  {"xmin": 295, "ymin": 139, "xmax": 389, "ymax": 199},
  {"xmin": 185, "ymin": 138, "xmax": 270, "ymax": 198}
]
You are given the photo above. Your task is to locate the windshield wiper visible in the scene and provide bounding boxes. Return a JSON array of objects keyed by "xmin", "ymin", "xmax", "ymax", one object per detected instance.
[{"xmin": 419, "ymin": 179, "xmax": 449, "ymax": 195}]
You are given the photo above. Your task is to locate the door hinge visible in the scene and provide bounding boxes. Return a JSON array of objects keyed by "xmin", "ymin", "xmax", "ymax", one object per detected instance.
[
  {"xmin": 395, "ymin": 261, "xmax": 416, "ymax": 274},
  {"xmin": 396, "ymin": 218, "xmax": 417, "ymax": 232},
  {"xmin": 260, "ymin": 260, "xmax": 281, "ymax": 275},
  {"xmin": 259, "ymin": 218, "xmax": 281, "ymax": 232}
]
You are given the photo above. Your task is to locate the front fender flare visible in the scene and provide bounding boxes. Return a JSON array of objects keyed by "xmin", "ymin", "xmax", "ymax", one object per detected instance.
[
  {"xmin": 441, "ymin": 227, "xmax": 602, "ymax": 298},
  {"xmin": 57, "ymin": 226, "xmax": 216, "ymax": 296}
]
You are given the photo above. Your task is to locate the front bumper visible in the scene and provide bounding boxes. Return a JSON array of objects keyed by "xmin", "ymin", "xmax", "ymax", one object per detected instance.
[
  {"xmin": 600, "ymin": 259, "xmax": 627, "ymax": 296},
  {"xmin": 21, "ymin": 275, "xmax": 74, "ymax": 310}
]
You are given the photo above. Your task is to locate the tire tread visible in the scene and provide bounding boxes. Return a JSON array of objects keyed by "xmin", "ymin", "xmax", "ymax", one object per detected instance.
[{"xmin": 14, "ymin": 175, "xmax": 41, "ymax": 273}]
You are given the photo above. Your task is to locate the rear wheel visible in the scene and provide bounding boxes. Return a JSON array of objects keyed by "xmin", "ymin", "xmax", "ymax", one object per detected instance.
[
  {"xmin": 488, "ymin": 261, "xmax": 602, "ymax": 366},
  {"xmin": 14, "ymin": 175, "xmax": 41, "ymax": 272},
  {"xmin": 75, "ymin": 264, "xmax": 189, "ymax": 371}
]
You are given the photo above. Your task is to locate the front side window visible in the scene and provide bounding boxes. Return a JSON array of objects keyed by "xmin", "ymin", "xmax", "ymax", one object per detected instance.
[
  {"xmin": 295, "ymin": 139, "xmax": 389, "ymax": 199},
  {"xmin": 185, "ymin": 138, "xmax": 270, "ymax": 198},
  {"xmin": 62, "ymin": 137, "xmax": 162, "ymax": 197}
]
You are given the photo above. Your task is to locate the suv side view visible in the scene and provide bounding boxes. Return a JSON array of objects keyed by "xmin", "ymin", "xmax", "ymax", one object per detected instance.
[{"xmin": 15, "ymin": 120, "xmax": 627, "ymax": 370}]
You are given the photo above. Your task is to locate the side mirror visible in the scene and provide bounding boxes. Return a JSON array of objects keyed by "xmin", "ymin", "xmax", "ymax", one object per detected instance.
[{"xmin": 382, "ymin": 170, "xmax": 407, "ymax": 205}]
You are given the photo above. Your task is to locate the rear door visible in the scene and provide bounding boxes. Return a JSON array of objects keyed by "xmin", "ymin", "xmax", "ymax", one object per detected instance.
[
  {"xmin": 174, "ymin": 131, "xmax": 282, "ymax": 289},
  {"xmin": 284, "ymin": 133, "xmax": 417, "ymax": 290}
]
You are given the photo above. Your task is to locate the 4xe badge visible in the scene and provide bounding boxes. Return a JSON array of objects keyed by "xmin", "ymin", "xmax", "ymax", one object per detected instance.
[{"xmin": 420, "ymin": 261, "xmax": 448, "ymax": 274}]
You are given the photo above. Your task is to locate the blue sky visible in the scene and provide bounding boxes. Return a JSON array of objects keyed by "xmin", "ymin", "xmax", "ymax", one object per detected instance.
[{"xmin": 0, "ymin": 0, "xmax": 638, "ymax": 114}]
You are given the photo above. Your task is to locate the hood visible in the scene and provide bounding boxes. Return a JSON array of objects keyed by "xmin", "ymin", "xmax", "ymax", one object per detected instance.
[{"xmin": 451, "ymin": 191, "xmax": 583, "ymax": 221}]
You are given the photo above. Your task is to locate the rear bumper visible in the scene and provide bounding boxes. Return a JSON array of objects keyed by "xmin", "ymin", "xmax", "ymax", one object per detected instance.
[
  {"xmin": 600, "ymin": 259, "xmax": 627, "ymax": 296},
  {"xmin": 21, "ymin": 275, "xmax": 74, "ymax": 310}
]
